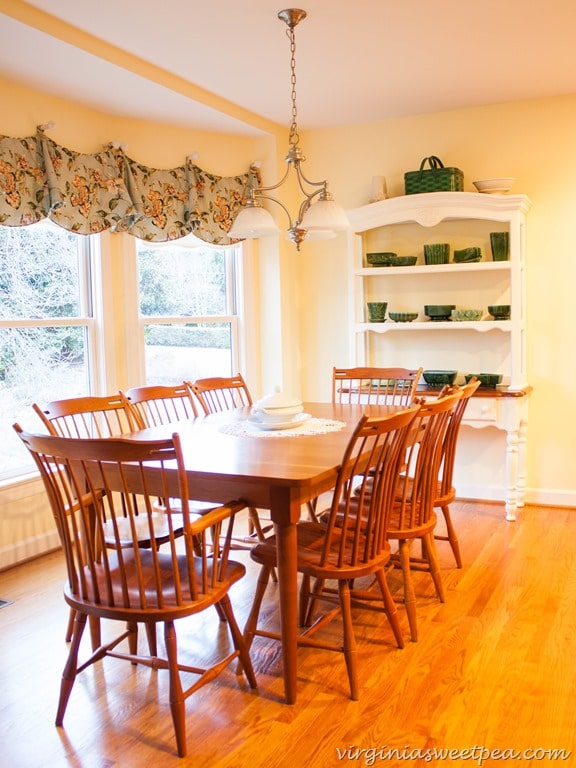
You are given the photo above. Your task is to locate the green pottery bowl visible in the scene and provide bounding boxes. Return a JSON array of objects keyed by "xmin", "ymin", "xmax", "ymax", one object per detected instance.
[
  {"xmin": 453, "ymin": 247, "xmax": 482, "ymax": 263},
  {"xmin": 388, "ymin": 311, "xmax": 418, "ymax": 323},
  {"xmin": 465, "ymin": 373, "xmax": 503, "ymax": 388},
  {"xmin": 366, "ymin": 252, "xmax": 396, "ymax": 266},
  {"xmin": 422, "ymin": 370, "xmax": 458, "ymax": 386},
  {"xmin": 451, "ymin": 308, "xmax": 483, "ymax": 321},
  {"xmin": 388, "ymin": 255, "xmax": 418, "ymax": 267},
  {"xmin": 488, "ymin": 304, "xmax": 511, "ymax": 320},
  {"xmin": 424, "ymin": 304, "xmax": 456, "ymax": 321}
]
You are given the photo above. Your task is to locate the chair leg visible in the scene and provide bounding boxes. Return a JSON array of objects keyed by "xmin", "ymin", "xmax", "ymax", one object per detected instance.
[
  {"xmin": 422, "ymin": 533, "xmax": 446, "ymax": 602},
  {"xmin": 374, "ymin": 569, "xmax": 404, "ymax": 649},
  {"xmin": 298, "ymin": 574, "xmax": 311, "ymax": 627},
  {"xmin": 65, "ymin": 608, "xmax": 75, "ymax": 642},
  {"xmin": 218, "ymin": 594, "xmax": 257, "ymax": 689},
  {"xmin": 248, "ymin": 507, "xmax": 268, "ymax": 540},
  {"xmin": 248, "ymin": 508, "xmax": 277, "ymax": 583},
  {"xmin": 303, "ymin": 577, "xmax": 326, "ymax": 627},
  {"xmin": 66, "ymin": 609, "xmax": 101, "ymax": 652},
  {"xmin": 398, "ymin": 539, "xmax": 418, "ymax": 642},
  {"xmin": 56, "ymin": 610, "xmax": 87, "ymax": 726},
  {"xmin": 438, "ymin": 503, "xmax": 462, "ymax": 568},
  {"xmin": 127, "ymin": 621, "xmax": 139, "ymax": 658},
  {"xmin": 306, "ymin": 497, "xmax": 319, "ymax": 522},
  {"xmin": 338, "ymin": 579, "xmax": 358, "ymax": 700},
  {"xmin": 243, "ymin": 565, "xmax": 273, "ymax": 652},
  {"xmin": 164, "ymin": 620, "xmax": 187, "ymax": 758},
  {"xmin": 145, "ymin": 623, "xmax": 158, "ymax": 657}
]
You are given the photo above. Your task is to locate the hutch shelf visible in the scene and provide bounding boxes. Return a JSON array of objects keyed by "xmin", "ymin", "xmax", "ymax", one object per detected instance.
[{"xmin": 346, "ymin": 191, "xmax": 532, "ymax": 520}]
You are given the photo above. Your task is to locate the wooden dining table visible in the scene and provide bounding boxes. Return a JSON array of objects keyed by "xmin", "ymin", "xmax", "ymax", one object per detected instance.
[{"xmin": 125, "ymin": 400, "xmax": 406, "ymax": 703}]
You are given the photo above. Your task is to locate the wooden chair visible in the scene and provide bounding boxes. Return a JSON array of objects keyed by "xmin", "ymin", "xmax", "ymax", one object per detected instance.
[
  {"xmin": 306, "ymin": 365, "xmax": 424, "ymax": 522},
  {"xmin": 188, "ymin": 374, "xmax": 274, "ymax": 561},
  {"xmin": 32, "ymin": 394, "xmax": 141, "ymax": 439},
  {"xmin": 121, "ymin": 383, "xmax": 201, "ymax": 427},
  {"xmin": 332, "ymin": 366, "xmax": 423, "ymax": 406},
  {"xmin": 427, "ymin": 377, "xmax": 481, "ymax": 567},
  {"xmin": 120, "ymin": 382, "xmax": 215, "ymax": 516},
  {"xmin": 189, "ymin": 373, "xmax": 253, "ymax": 414},
  {"xmin": 14, "ymin": 426, "xmax": 256, "ymax": 758},
  {"xmin": 386, "ymin": 390, "xmax": 464, "ymax": 641},
  {"xmin": 32, "ymin": 394, "xmax": 144, "ymax": 647},
  {"xmin": 121, "ymin": 381, "xmax": 235, "ymax": 611},
  {"xmin": 242, "ymin": 406, "xmax": 420, "ymax": 699}
]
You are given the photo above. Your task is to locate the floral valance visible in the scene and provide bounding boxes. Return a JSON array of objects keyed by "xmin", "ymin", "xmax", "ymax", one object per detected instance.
[{"xmin": 0, "ymin": 128, "xmax": 257, "ymax": 244}]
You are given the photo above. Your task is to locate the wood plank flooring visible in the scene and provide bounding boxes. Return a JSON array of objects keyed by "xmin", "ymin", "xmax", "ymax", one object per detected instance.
[{"xmin": 1, "ymin": 501, "xmax": 575, "ymax": 767}]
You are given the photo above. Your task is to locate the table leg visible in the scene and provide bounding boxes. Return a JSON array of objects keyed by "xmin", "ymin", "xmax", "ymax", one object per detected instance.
[{"xmin": 273, "ymin": 517, "xmax": 298, "ymax": 704}]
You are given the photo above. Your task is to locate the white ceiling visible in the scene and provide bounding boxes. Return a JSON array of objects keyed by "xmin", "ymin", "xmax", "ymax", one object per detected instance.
[{"xmin": 1, "ymin": 0, "xmax": 576, "ymax": 136}]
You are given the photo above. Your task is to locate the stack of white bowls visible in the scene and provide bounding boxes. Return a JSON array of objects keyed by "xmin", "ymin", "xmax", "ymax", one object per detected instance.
[{"xmin": 250, "ymin": 387, "xmax": 304, "ymax": 429}]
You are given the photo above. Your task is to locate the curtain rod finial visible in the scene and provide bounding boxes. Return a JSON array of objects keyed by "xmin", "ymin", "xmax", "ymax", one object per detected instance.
[{"xmin": 37, "ymin": 121, "xmax": 56, "ymax": 132}]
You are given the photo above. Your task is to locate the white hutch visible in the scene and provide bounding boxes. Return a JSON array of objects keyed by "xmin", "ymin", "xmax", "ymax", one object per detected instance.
[{"xmin": 346, "ymin": 191, "xmax": 532, "ymax": 520}]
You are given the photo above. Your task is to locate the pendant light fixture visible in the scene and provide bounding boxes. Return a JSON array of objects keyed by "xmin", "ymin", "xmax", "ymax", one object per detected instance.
[{"xmin": 229, "ymin": 9, "xmax": 349, "ymax": 250}]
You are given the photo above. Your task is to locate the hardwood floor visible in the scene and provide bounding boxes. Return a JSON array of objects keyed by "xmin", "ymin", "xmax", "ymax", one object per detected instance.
[{"xmin": 1, "ymin": 501, "xmax": 575, "ymax": 767}]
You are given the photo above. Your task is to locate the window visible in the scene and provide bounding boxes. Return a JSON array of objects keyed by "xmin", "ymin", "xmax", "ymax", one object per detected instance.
[
  {"xmin": 0, "ymin": 227, "xmax": 248, "ymax": 481},
  {"xmin": 136, "ymin": 238, "xmax": 242, "ymax": 385},
  {"xmin": 0, "ymin": 221, "xmax": 95, "ymax": 479}
]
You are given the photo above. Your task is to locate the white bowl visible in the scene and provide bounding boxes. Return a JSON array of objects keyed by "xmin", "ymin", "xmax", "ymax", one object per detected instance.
[
  {"xmin": 251, "ymin": 410, "xmax": 301, "ymax": 424},
  {"xmin": 473, "ymin": 178, "xmax": 515, "ymax": 194},
  {"xmin": 251, "ymin": 387, "xmax": 303, "ymax": 422}
]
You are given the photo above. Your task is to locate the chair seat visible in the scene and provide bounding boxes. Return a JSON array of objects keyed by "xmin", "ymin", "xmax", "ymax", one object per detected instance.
[
  {"xmin": 251, "ymin": 521, "xmax": 393, "ymax": 580},
  {"xmin": 386, "ymin": 506, "xmax": 438, "ymax": 540},
  {"xmin": 397, "ymin": 475, "xmax": 455, "ymax": 508},
  {"xmin": 65, "ymin": 550, "xmax": 247, "ymax": 621}
]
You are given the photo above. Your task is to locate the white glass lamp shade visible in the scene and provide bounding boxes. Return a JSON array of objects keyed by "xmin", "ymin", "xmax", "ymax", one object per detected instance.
[
  {"xmin": 300, "ymin": 198, "xmax": 349, "ymax": 232},
  {"xmin": 229, "ymin": 204, "xmax": 280, "ymax": 239}
]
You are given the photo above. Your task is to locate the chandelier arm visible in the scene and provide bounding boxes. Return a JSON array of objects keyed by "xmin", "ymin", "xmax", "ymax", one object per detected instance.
[
  {"xmin": 292, "ymin": 162, "xmax": 328, "ymax": 224},
  {"xmin": 252, "ymin": 163, "xmax": 292, "ymax": 196},
  {"xmin": 254, "ymin": 192, "xmax": 296, "ymax": 229},
  {"xmin": 296, "ymin": 187, "xmax": 324, "ymax": 225},
  {"xmin": 294, "ymin": 162, "xmax": 328, "ymax": 191}
]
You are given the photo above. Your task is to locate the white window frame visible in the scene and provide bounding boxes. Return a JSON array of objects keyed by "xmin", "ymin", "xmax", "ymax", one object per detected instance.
[
  {"xmin": 0, "ymin": 227, "xmax": 257, "ymax": 482},
  {"xmin": 114, "ymin": 233, "xmax": 256, "ymax": 391},
  {"xmin": 0, "ymin": 221, "xmax": 101, "ymax": 481}
]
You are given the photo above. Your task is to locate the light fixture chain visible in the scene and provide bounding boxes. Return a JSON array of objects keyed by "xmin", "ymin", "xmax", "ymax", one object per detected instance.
[{"xmin": 288, "ymin": 24, "xmax": 299, "ymax": 148}]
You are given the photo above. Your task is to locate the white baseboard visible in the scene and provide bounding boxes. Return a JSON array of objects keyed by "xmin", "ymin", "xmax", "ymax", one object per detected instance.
[
  {"xmin": 523, "ymin": 488, "xmax": 576, "ymax": 508},
  {"xmin": 457, "ymin": 484, "xmax": 576, "ymax": 510}
]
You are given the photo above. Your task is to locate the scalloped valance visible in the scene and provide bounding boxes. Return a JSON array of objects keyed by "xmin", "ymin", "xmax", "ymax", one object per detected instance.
[{"xmin": 0, "ymin": 128, "xmax": 257, "ymax": 245}]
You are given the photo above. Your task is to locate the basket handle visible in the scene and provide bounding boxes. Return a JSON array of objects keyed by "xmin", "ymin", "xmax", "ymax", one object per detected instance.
[{"xmin": 419, "ymin": 156, "xmax": 445, "ymax": 171}]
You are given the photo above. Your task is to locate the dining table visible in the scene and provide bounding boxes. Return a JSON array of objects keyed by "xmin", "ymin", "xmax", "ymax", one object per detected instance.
[{"xmin": 124, "ymin": 400, "xmax": 407, "ymax": 704}]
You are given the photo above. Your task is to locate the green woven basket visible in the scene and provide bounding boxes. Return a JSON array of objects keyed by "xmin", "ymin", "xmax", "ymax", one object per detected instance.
[{"xmin": 404, "ymin": 156, "xmax": 464, "ymax": 195}]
